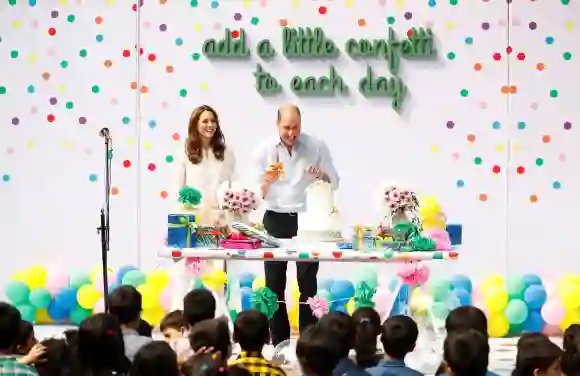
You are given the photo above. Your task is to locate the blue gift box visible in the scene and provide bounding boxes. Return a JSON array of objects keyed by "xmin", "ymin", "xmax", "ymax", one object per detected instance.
[
  {"xmin": 167, "ymin": 214, "xmax": 197, "ymax": 249},
  {"xmin": 446, "ymin": 224, "xmax": 462, "ymax": 245}
]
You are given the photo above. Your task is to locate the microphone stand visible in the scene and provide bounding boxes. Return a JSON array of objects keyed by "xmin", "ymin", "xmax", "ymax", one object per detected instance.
[{"xmin": 97, "ymin": 136, "xmax": 112, "ymax": 312}]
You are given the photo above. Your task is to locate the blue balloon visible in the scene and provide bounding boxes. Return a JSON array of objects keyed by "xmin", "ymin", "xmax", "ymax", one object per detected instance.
[
  {"xmin": 330, "ymin": 280, "xmax": 355, "ymax": 300},
  {"xmin": 240, "ymin": 287, "xmax": 253, "ymax": 311},
  {"xmin": 331, "ymin": 302, "xmax": 347, "ymax": 313},
  {"xmin": 524, "ymin": 285, "xmax": 547, "ymax": 310},
  {"xmin": 116, "ymin": 265, "xmax": 138, "ymax": 285},
  {"xmin": 238, "ymin": 273, "xmax": 256, "ymax": 288},
  {"xmin": 523, "ymin": 310, "xmax": 545, "ymax": 333},
  {"xmin": 453, "ymin": 288, "xmax": 472, "ymax": 306},
  {"xmin": 319, "ymin": 279, "xmax": 334, "ymax": 292},
  {"xmin": 47, "ymin": 301, "xmax": 69, "ymax": 323},
  {"xmin": 388, "ymin": 276, "xmax": 399, "ymax": 292},
  {"xmin": 54, "ymin": 288, "xmax": 78, "ymax": 311},
  {"xmin": 521, "ymin": 274, "xmax": 543, "ymax": 289},
  {"xmin": 451, "ymin": 275, "xmax": 473, "ymax": 294}
]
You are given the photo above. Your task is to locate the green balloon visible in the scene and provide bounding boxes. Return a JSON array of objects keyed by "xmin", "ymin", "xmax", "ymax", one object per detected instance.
[
  {"xmin": 431, "ymin": 301, "xmax": 450, "ymax": 320},
  {"xmin": 506, "ymin": 277, "xmax": 525, "ymax": 299},
  {"xmin": 17, "ymin": 304, "xmax": 36, "ymax": 323},
  {"xmin": 70, "ymin": 306, "xmax": 92, "ymax": 325},
  {"xmin": 509, "ymin": 323, "xmax": 524, "ymax": 336},
  {"xmin": 69, "ymin": 273, "xmax": 91, "ymax": 289},
  {"xmin": 430, "ymin": 279, "xmax": 452, "ymax": 302},
  {"xmin": 355, "ymin": 267, "xmax": 378, "ymax": 286},
  {"xmin": 29, "ymin": 288, "xmax": 52, "ymax": 309},
  {"xmin": 121, "ymin": 270, "xmax": 147, "ymax": 287},
  {"xmin": 505, "ymin": 299, "xmax": 529, "ymax": 325},
  {"xmin": 5, "ymin": 281, "xmax": 30, "ymax": 305}
]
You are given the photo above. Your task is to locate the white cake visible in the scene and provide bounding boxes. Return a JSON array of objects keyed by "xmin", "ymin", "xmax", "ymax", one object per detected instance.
[{"xmin": 298, "ymin": 181, "xmax": 343, "ymax": 242}]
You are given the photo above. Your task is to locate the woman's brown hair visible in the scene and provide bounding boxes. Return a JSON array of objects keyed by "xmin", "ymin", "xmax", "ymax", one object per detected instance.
[{"xmin": 186, "ymin": 105, "xmax": 226, "ymax": 164}]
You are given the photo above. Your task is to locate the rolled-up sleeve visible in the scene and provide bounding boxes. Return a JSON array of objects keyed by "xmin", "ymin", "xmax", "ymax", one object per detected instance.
[{"xmin": 318, "ymin": 141, "xmax": 339, "ymax": 190}]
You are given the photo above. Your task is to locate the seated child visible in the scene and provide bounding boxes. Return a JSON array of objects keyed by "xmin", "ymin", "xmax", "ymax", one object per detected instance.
[
  {"xmin": 296, "ymin": 325, "xmax": 341, "ymax": 376},
  {"xmin": 160, "ymin": 310, "xmax": 191, "ymax": 363},
  {"xmin": 367, "ymin": 315, "xmax": 423, "ymax": 376},
  {"xmin": 137, "ymin": 319, "xmax": 153, "ymax": 338},
  {"xmin": 562, "ymin": 324, "xmax": 580, "ymax": 376},
  {"xmin": 14, "ymin": 321, "xmax": 38, "ymax": 356},
  {"xmin": 318, "ymin": 311, "xmax": 369, "ymax": 376},
  {"xmin": 512, "ymin": 332, "xmax": 562, "ymax": 376},
  {"xmin": 35, "ymin": 338, "xmax": 71, "ymax": 376},
  {"xmin": 130, "ymin": 341, "xmax": 180, "ymax": 376},
  {"xmin": 352, "ymin": 308, "xmax": 382, "ymax": 368},
  {"xmin": 183, "ymin": 318, "xmax": 232, "ymax": 376},
  {"xmin": 435, "ymin": 306, "xmax": 498, "ymax": 376},
  {"xmin": 228, "ymin": 310, "xmax": 285, "ymax": 376},
  {"xmin": 443, "ymin": 329, "xmax": 489, "ymax": 376}
]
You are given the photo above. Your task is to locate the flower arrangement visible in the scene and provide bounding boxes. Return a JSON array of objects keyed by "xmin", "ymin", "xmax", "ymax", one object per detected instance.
[
  {"xmin": 380, "ymin": 185, "xmax": 419, "ymax": 226},
  {"xmin": 220, "ymin": 187, "xmax": 258, "ymax": 216}
]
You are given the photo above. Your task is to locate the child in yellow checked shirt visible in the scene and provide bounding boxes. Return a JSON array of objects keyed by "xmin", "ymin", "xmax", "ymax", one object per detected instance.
[{"xmin": 229, "ymin": 310, "xmax": 287, "ymax": 376}]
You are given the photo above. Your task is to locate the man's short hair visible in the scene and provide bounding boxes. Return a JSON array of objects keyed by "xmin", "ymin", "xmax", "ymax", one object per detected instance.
[
  {"xmin": 109, "ymin": 285, "xmax": 142, "ymax": 325},
  {"xmin": 183, "ymin": 289, "xmax": 216, "ymax": 327}
]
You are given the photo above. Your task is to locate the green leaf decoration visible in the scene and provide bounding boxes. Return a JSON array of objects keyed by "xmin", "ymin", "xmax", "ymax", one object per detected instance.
[
  {"xmin": 178, "ymin": 186, "xmax": 202, "ymax": 206},
  {"xmin": 410, "ymin": 236, "xmax": 436, "ymax": 251},
  {"xmin": 250, "ymin": 287, "xmax": 279, "ymax": 319},
  {"xmin": 354, "ymin": 281, "xmax": 376, "ymax": 309}
]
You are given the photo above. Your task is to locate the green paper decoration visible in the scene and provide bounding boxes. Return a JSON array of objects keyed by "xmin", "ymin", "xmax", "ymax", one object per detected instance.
[
  {"xmin": 354, "ymin": 281, "xmax": 376, "ymax": 309},
  {"xmin": 250, "ymin": 287, "xmax": 279, "ymax": 319},
  {"xmin": 178, "ymin": 186, "xmax": 202, "ymax": 206},
  {"xmin": 410, "ymin": 236, "xmax": 436, "ymax": 251}
]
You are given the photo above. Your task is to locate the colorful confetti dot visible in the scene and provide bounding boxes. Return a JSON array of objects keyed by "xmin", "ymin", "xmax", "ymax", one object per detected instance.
[
  {"xmin": 447, "ymin": 52, "xmax": 456, "ymax": 60},
  {"xmin": 516, "ymin": 166, "xmax": 525, "ymax": 175},
  {"xmin": 467, "ymin": 134, "xmax": 476, "ymax": 142},
  {"xmin": 517, "ymin": 121, "xmax": 526, "ymax": 130},
  {"xmin": 535, "ymin": 158, "xmax": 544, "ymax": 167},
  {"xmin": 492, "ymin": 165, "xmax": 501, "ymax": 174},
  {"xmin": 542, "ymin": 135, "xmax": 551, "ymax": 143},
  {"xmin": 165, "ymin": 155, "xmax": 174, "ymax": 163},
  {"xmin": 2, "ymin": 174, "xmax": 10, "ymax": 182},
  {"xmin": 460, "ymin": 89, "xmax": 469, "ymax": 97},
  {"xmin": 89, "ymin": 174, "xmax": 98, "ymax": 182},
  {"xmin": 148, "ymin": 163, "xmax": 156, "ymax": 171},
  {"xmin": 123, "ymin": 160, "xmax": 131, "ymax": 168},
  {"xmin": 318, "ymin": 6, "xmax": 327, "ymax": 15},
  {"xmin": 456, "ymin": 179, "xmax": 464, "ymax": 188},
  {"xmin": 464, "ymin": 37, "xmax": 473, "ymax": 45},
  {"xmin": 386, "ymin": 16, "xmax": 395, "ymax": 25},
  {"xmin": 111, "ymin": 187, "xmax": 119, "ymax": 195},
  {"xmin": 479, "ymin": 193, "xmax": 488, "ymax": 202},
  {"xmin": 553, "ymin": 181, "xmax": 562, "ymax": 189},
  {"xmin": 529, "ymin": 194, "xmax": 538, "ymax": 203},
  {"xmin": 492, "ymin": 121, "xmax": 501, "ymax": 130},
  {"xmin": 545, "ymin": 36, "xmax": 554, "ymax": 44},
  {"xmin": 564, "ymin": 121, "xmax": 572, "ymax": 130},
  {"xmin": 474, "ymin": 157, "xmax": 482, "ymax": 165},
  {"xmin": 549, "ymin": 89, "xmax": 559, "ymax": 98},
  {"xmin": 446, "ymin": 121, "xmax": 454, "ymax": 129},
  {"xmin": 160, "ymin": 190, "xmax": 169, "ymax": 199},
  {"xmin": 563, "ymin": 52, "xmax": 572, "ymax": 60}
]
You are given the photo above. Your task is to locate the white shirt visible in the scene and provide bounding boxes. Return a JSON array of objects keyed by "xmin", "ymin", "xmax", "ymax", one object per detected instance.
[
  {"xmin": 252, "ymin": 133, "xmax": 339, "ymax": 213},
  {"xmin": 174, "ymin": 147, "xmax": 237, "ymax": 210}
]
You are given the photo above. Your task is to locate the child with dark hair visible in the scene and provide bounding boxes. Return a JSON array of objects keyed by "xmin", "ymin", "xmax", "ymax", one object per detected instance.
[
  {"xmin": 189, "ymin": 319, "xmax": 232, "ymax": 367},
  {"xmin": 512, "ymin": 333, "xmax": 561, "ymax": 376},
  {"xmin": 228, "ymin": 310, "xmax": 286, "ymax": 376},
  {"xmin": 109, "ymin": 285, "xmax": 152, "ymax": 361},
  {"xmin": 137, "ymin": 319, "xmax": 153, "ymax": 338},
  {"xmin": 0, "ymin": 303, "xmax": 38, "ymax": 375},
  {"xmin": 443, "ymin": 329, "xmax": 489, "ymax": 376},
  {"xmin": 161, "ymin": 310, "xmax": 191, "ymax": 363},
  {"xmin": 296, "ymin": 325, "xmax": 341, "ymax": 376},
  {"xmin": 563, "ymin": 324, "xmax": 580, "ymax": 376},
  {"xmin": 129, "ymin": 341, "xmax": 180, "ymax": 376},
  {"xmin": 352, "ymin": 308, "xmax": 382, "ymax": 368},
  {"xmin": 183, "ymin": 289, "xmax": 217, "ymax": 327},
  {"xmin": 367, "ymin": 315, "xmax": 422, "ymax": 376},
  {"xmin": 35, "ymin": 338, "xmax": 71, "ymax": 376},
  {"xmin": 13, "ymin": 321, "xmax": 37, "ymax": 356},
  {"xmin": 71, "ymin": 313, "xmax": 131, "ymax": 376},
  {"xmin": 318, "ymin": 311, "xmax": 368, "ymax": 376}
]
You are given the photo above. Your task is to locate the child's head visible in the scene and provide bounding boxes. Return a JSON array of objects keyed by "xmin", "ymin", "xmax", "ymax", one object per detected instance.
[
  {"xmin": 232, "ymin": 309, "xmax": 269, "ymax": 353},
  {"xmin": 130, "ymin": 341, "xmax": 180, "ymax": 376},
  {"xmin": 109, "ymin": 285, "xmax": 143, "ymax": 328},
  {"xmin": 137, "ymin": 319, "xmax": 153, "ymax": 338},
  {"xmin": 35, "ymin": 338, "xmax": 70, "ymax": 376},
  {"xmin": 563, "ymin": 324, "xmax": 580, "ymax": 376},
  {"xmin": 517, "ymin": 332, "xmax": 551, "ymax": 349},
  {"xmin": 443, "ymin": 329, "xmax": 489, "ymax": 376},
  {"xmin": 513, "ymin": 334, "xmax": 562, "ymax": 376},
  {"xmin": 189, "ymin": 318, "xmax": 231, "ymax": 363},
  {"xmin": 296, "ymin": 325, "xmax": 341, "ymax": 376},
  {"xmin": 183, "ymin": 289, "xmax": 216, "ymax": 327},
  {"xmin": 352, "ymin": 308, "xmax": 381, "ymax": 367},
  {"xmin": 14, "ymin": 320, "xmax": 37, "ymax": 355},
  {"xmin": 160, "ymin": 310, "xmax": 190, "ymax": 341},
  {"xmin": 0, "ymin": 303, "xmax": 23, "ymax": 352},
  {"xmin": 318, "ymin": 311, "xmax": 355, "ymax": 358},
  {"xmin": 380, "ymin": 315, "xmax": 418, "ymax": 360},
  {"xmin": 445, "ymin": 306, "xmax": 488, "ymax": 338}
]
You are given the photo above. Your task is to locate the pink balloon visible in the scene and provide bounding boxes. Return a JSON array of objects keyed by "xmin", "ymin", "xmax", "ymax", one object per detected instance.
[
  {"xmin": 542, "ymin": 300, "xmax": 566, "ymax": 326},
  {"xmin": 45, "ymin": 271, "xmax": 69, "ymax": 295},
  {"xmin": 160, "ymin": 288, "xmax": 172, "ymax": 312},
  {"xmin": 373, "ymin": 287, "xmax": 393, "ymax": 318},
  {"xmin": 94, "ymin": 298, "xmax": 105, "ymax": 313},
  {"xmin": 422, "ymin": 228, "xmax": 451, "ymax": 251}
]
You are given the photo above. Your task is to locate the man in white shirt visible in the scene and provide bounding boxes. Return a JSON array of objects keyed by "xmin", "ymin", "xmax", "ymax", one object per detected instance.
[{"xmin": 253, "ymin": 104, "xmax": 339, "ymax": 345}]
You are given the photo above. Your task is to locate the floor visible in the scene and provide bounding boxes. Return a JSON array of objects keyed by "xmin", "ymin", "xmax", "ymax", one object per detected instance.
[{"xmin": 34, "ymin": 325, "xmax": 546, "ymax": 376}]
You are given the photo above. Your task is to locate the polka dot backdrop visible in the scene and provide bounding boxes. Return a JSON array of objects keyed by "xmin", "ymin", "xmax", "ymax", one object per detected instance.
[{"xmin": 0, "ymin": 0, "xmax": 576, "ymax": 277}]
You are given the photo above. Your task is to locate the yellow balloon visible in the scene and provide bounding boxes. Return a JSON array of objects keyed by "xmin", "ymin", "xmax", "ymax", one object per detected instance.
[
  {"xmin": 252, "ymin": 276, "xmax": 266, "ymax": 291},
  {"xmin": 481, "ymin": 275, "xmax": 504, "ymax": 293},
  {"xmin": 561, "ymin": 310, "xmax": 580, "ymax": 332},
  {"xmin": 141, "ymin": 307, "xmax": 166, "ymax": 327},
  {"xmin": 24, "ymin": 266, "xmax": 48, "ymax": 289},
  {"xmin": 346, "ymin": 298, "xmax": 355, "ymax": 315},
  {"xmin": 137, "ymin": 284, "xmax": 160, "ymax": 310},
  {"xmin": 12, "ymin": 271, "xmax": 27, "ymax": 282},
  {"xmin": 421, "ymin": 217, "xmax": 446, "ymax": 230},
  {"xmin": 36, "ymin": 308, "xmax": 54, "ymax": 324},
  {"xmin": 289, "ymin": 303, "xmax": 299, "ymax": 332},
  {"xmin": 410, "ymin": 294, "xmax": 432, "ymax": 315},
  {"xmin": 77, "ymin": 285, "xmax": 102, "ymax": 309},
  {"xmin": 291, "ymin": 280, "xmax": 301, "ymax": 301},
  {"xmin": 146, "ymin": 270, "xmax": 169, "ymax": 292},
  {"xmin": 560, "ymin": 286, "xmax": 580, "ymax": 310},
  {"xmin": 488, "ymin": 315, "xmax": 509, "ymax": 337},
  {"xmin": 201, "ymin": 271, "xmax": 227, "ymax": 291},
  {"xmin": 484, "ymin": 285, "xmax": 509, "ymax": 314}
]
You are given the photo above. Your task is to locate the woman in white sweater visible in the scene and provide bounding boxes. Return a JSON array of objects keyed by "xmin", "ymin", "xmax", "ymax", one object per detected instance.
[{"xmin": 171, "ymin": 105, "xmax": 236, "ymax": 310}]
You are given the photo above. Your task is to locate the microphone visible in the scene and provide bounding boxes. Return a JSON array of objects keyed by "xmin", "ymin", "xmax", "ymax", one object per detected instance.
[{"xmin": 99, "ymin": 127, "xmax": 111, "ymax": 140}]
